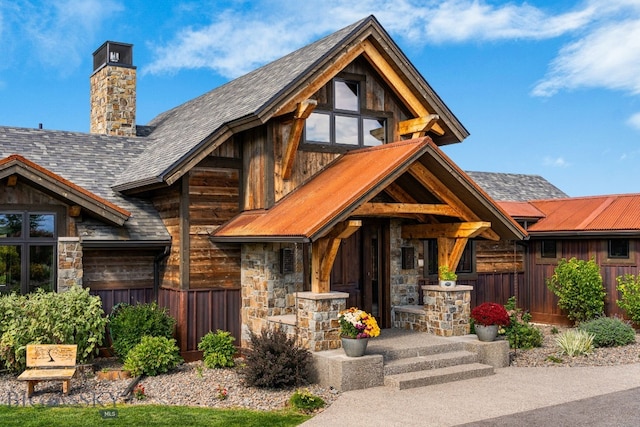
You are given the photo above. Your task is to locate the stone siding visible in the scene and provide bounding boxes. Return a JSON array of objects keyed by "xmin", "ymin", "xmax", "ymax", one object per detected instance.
[
  {"xmin": 90, "ymin": 65, "xmax": 136, "ymax": 136},
  {"xmin": 296, "ymin": 292, "xmax": 347, "ymax": 351},
  {"xmin": 57, "ymin": 237, "xmax": 83, "ymax": 292},
  {"xmin": 390, "ymin": 219, "xmax": 420, "ymax": 306},
  {"xmin": 424, "ymin": 285, "xmax": 472, "ymax": 336}
]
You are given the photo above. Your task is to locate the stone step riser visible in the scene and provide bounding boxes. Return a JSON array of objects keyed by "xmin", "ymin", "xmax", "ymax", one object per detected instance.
[
  {"xmin": 374, "ymin": 342, "xmax": 466, "ymax": 361},
  {"xmin": 383, "ymin": 351, "xmax": 478, "ymax": 376},
  {"xmin": 384, "ymin": 364, "xmax": 495, "ymax": 390}
]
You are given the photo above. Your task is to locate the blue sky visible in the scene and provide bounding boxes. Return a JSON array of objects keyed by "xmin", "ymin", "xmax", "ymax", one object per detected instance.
[{"xmin": 1, "ymin": 0, "xmax": 640, "ymax": 197}]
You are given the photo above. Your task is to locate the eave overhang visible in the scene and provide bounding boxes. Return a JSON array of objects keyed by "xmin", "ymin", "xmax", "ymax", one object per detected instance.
[{"xmin": 0, "ymin": 154, "xmax": 131, "ymax": 226}]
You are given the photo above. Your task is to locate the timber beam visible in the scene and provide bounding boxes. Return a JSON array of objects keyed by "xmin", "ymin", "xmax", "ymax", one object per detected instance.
[
  {"xmin": 353, "ymin": 202, "xmax": 459, "ymax": 218},
  {"xmin": 408, "ymin": 163, "xmax": 500, "ymax": 241},
  {"xmin": 397, "ymin": 114, "xmax": 440, "ymax": 139},
  {"xmin": 282, "ymin": 99, "xmax": 317, "ymax": 180},
  {"xmin": 311, "ymin": 220, "xmax": 362, "ymax": 293},
  {"xmin": 437, "ymin": 237, "xmax": 468, "ymax": 273},
  {"xmin": 401, "ymin": 221, "xmax": 491, "ymax": 240}
]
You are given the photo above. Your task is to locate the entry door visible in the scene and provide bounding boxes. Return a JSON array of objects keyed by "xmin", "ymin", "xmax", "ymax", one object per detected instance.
[{"xmin": 330, "ymin": 219, "xmax": 390, "ymax": 328}]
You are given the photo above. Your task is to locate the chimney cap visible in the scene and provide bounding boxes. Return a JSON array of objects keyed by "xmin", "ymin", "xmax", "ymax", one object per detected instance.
[{"xmin": 92, "ymin": 41, "xmax": 135, "ymax": 74}]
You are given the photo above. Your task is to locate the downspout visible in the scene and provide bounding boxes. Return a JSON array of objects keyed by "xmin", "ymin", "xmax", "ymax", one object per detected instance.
[{"xmin": 154, "ymin": 246, "xmax": 171, "ymax": 303}]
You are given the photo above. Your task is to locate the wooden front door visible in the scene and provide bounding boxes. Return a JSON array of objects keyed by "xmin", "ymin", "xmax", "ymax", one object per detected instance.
[{"xmin": 330, "ymin": 219, "xmax": 390, "ymax": 328}]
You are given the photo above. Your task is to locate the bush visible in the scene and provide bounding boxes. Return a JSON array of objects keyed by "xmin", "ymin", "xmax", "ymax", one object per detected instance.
[
  {"xmin": 616, "ymin": 274, "xmax": 640, "ymax": 324},
  {"xmin": 289, "ymin": 388, "xmax": 326, "ymax": 413},
  {"xmin": 243, "ymin": 327, "xmax": 312, "ymax": 389},
  {"xmin": 555, "ymin": 329, "xmax": 594, "ymax": 356},
  {"xmin": 123, "ymin": 336, "xmax": 183, "ymax": 376},
  {"xmin": 578, "ymin": 317, "xmax": 636, "ymax": 348},
  {"xmin": 108, "ymin": 303, "xmax": 176, "ymax": 361},
  {"xmin": 198, "ymin": 330, "xmax": 236, "ymax": 369},
  {"xmin": 0, "ymin": 286, "xmax": 107, "ymax": 372},
  {"xmin": 546, "ymin": 257, "xmax": 606, "ymax": 323},
  {"xmin": 503, "ymin": 297, "xmax": 543, "ymax": 350}
]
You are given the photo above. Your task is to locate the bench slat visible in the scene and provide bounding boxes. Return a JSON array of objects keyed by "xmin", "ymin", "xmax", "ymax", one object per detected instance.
[{"xmin": 17, "ymin": 368, "xmax": 76, "ymax": 381}]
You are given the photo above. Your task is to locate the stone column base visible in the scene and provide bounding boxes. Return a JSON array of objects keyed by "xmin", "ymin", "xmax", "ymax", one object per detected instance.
[
  {"xmin": 423, "ymin": 285, "xmax": 472, "ymax": 337},
  {"xmin": 295, "ymin": 292, "xmax": 348, "ymax": 351}
]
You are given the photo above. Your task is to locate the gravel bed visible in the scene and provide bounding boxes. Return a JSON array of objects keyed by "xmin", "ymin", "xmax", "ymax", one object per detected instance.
[
  {"xmin": 509, "ymin": 324, "xmax": 640, "ymax": 367},
  {"xmin": 3, "ymin": 326, "xmax": 640, "ymax": 409},
  {"xmin": 0, "ymin": 358, "xmax": 339, "ymax": 412}
]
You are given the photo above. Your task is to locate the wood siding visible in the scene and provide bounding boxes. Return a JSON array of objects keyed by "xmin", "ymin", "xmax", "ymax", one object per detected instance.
[
  {"xmin": 524, "ymin": 238, "xmax": 640, "ymax": 324},
  {"xmin": 152, "ymin": 184, "xmax": 181, "ymax": 289},
  {"xmin": 83, "ymin": 249, "xmax": 156, "ymax": 290},
  {"xmin": 158, "ymin": 287, "xmax": 241, "ymax": 354}
]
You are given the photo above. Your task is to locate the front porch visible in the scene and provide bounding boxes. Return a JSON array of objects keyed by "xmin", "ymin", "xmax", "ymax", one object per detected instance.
[{"xmin": 312, "ymin": 328, "xmax": 509, "ymax": 391}]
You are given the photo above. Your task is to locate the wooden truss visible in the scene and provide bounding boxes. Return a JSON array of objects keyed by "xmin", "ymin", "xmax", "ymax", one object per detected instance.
[{"xmin": 311, "ymin": 220, "xmax": 362, "ymax": 293}]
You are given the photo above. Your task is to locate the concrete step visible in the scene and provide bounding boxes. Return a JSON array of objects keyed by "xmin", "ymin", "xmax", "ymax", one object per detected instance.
[
  {"xmin": 370, "ymin": 341, "xmax": 466, "ymax": 362},
  {"xmin": 383, "ymin": 350, "xmax": 478, "ymax": 376},
  {"xmin": 384, "ymin": 363, "xmax": 495, "ymax": 390}
]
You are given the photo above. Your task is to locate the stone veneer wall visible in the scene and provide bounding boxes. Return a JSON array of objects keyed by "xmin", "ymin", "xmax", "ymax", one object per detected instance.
[
  {"xmin": 296, "ymin": 292, "xmax": 347, "ymax": 351},
  {"xmin": 424, "ymin": 285, "xmax": 472, "ymax": 336},
  {"xmin": 240, "ymin": 243, "xmax": 303, "ymax": 346},
  {"xmin": 57, "ymin": 237, "xmax": 83, "ymax": 293},
  {"xmin": 90, "ymin": 65, "xmax": 136, "ymax": 136},
  {"xmin": 389, "ymin": 219, "xmax": 420, "ymax": 306}
]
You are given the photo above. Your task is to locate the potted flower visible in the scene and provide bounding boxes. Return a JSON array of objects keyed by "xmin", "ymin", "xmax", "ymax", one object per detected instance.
[
  {"xmin": 470, "ymin": 302, "xmax": 510, "ymax": 342},
  {"xmin": 338, "ymin": 307, "xmax": 380, "ymax": 357},
  {"xmin": 439, "ymin": 265, "xmax": 457, "ymax": 288}
]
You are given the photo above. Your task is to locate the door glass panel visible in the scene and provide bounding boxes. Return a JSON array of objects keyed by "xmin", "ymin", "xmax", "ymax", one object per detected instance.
[
  {"xmin": 0, "ymin": 245, "xmax": 21, "ymax": 294},
  {"xmin": 334, "ymin": 81, "xmax": 359, "ymax": 111},
  {"xmin": 335, "ymin": 115, "xmax": 359, "ymax": 145},
  {"xmin": 30, "ymin": 214, "xmax": 55, "ymax": 238},
  {"xmin": 305, "ymin": 113, "xmax": 331, "ymax": 143},
  {"xmin": 0, "ymin": 214, "xmax": 22, "ymax": 238},
  {"xmin": 29, "ymin": 245, "xmax": 54, "ymax": 293},
  {"xmin": 363, "ymin": 118, "xmax": 385, "ymax": 146}
]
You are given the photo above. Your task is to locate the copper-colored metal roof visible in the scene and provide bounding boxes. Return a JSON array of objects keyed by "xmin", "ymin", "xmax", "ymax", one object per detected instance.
[
  {"xmin": 213, "ymin": 137, "xmax": 527, "ymax": 242},
  {"xmin": 499, "ymin": 201, "xmax": 546, "ymax": 219},
  {"xmin": 213, "ymin": 139, "xmax": 431, "ymax": 241},
  {"xmin": 525, "ymin": 194, "xmax": 640, "ymax": 233}
]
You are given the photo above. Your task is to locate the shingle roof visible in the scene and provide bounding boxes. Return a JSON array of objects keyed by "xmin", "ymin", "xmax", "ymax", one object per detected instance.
[
  {"xmin": 466, "ymin": 171, "xmax": 568, "ymax": 202},
  {"xmin": 114, "ymin": 15, "xmax": 469, "ymax": 191},
  {"xmin": 0, "ymin": 127, "xmax": 170, "ymax": 244}
]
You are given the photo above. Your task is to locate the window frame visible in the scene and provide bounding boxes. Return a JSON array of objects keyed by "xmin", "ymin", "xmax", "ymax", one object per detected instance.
[
  {"xmin": 535, "ymin": 239, "xmax": 562, "ymax": 264},
  {"xmin": 603, "ymin": 238, "xmax": 636, "ymax": 265},
  {"xmin": 0, "ymin": 210, "xmax": 59, "ymax": 295},
  {"xmin": 422, "ymin": 239, "xmax": 476, "ymax": 280},
  {"xmin": 302, "ymin": 77, "xmax": 390, "ymax": 150}
]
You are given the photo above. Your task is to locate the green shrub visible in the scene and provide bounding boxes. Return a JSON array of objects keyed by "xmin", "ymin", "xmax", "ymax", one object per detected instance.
[
  {"xmin": 503, "ymin": 296, "xmax": 543, "ymax": 349},
  {"xmin": 546, "ymin": 257, "xmax": 606, "ymax": 323},
  {"xmin": 616, "ymin": 274, "xmax": 640, "ymax": 324},
  {"xmin": 0, "ymin": 286, "xmax": 107, "ymax": 372},
  {"xmin": 123, "ymin": 336, "xmax": 183, "ymax": 376},
  {"xmin": 555, "ymin": 329, "xmax": 594, "ymax": 356},
  {"xmin": 289, "ymin": 388, "xmax": 325, "ymax": 413},
  {"xmin": 578, "ymin": 317, "xmax": 636, "ymax": 348},
  {"xmin": 243, "ymin": 327, "xmax": 312, "ymax": 389},
  {"xmin": 108, "ymin": 303, "xmax": 176, "ymax": 361},
  {"xmin": 198, "ymin": 330, "xmax": 236, "ymax": 369}
]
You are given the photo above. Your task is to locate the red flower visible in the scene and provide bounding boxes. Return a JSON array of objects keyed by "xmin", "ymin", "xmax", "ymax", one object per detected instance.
[{"xmin": 471, "ymin": 303, "xmax": 510, "ymax": 326}]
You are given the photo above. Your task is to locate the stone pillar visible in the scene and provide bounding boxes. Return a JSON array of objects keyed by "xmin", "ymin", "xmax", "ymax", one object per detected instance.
[
  {"xmin": 423, "ymin": 285, "xmax": 472, "ymax": 336},
  {"xmin": 90, "ymin": 65, "xmax": 136, "ymax": 136},
  {"xmin": 295, "ymin": 291, "xmax": 348, "ymax": 351},
  {"xmin": 57, "ymin": 237, "xmax": 83, "ymax": 292}
]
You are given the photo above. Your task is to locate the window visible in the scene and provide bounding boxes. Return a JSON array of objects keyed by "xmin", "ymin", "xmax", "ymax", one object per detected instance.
[
  {"xmin": 305, "ymin": 79, "xmax": 387, "ymax": 147},
  {"xmin": 423, "ymin": 239, "xmax": 475, "ymax": 277},
  {"xmin": 0, "ymin": 212, "xmax": 56, "ymax": 295},
  {"xmin": 608, "ymin": 239, "xmax": 629, "ymax": 259},
  {"xmin": 540, "ymin": 240, "xmax": 557, "ymax": 258}
]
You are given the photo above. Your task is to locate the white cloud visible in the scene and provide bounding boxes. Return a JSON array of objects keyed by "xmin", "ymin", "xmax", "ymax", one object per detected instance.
[
  {"xmin": 627, "ymin": 112, "xmax": 640, "ymax": 131},
  {"xmin": 543, "ymin": 156, "xmax": 570, "ymax": 168},
  {"xmin": 533, "ymin": 18, "xmax": 640, "ymax": 96}
]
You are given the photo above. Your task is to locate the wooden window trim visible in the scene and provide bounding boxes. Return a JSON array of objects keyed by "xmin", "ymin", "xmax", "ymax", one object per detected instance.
[
  {"xmin": 535, "ymin": 240, "xmax": 562, "ymax": 265},
  {"xmin": 603, "ymin": 239, "xmax": 636, "ymax": 266}
]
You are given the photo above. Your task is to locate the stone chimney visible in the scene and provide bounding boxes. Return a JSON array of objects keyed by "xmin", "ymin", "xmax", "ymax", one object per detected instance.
[{"xmin": 90, "ymin": 41, "xmax": 136, "ymax": 136}]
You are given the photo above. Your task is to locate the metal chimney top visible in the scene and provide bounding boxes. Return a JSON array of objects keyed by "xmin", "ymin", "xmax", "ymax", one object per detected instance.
[{"xmin": 92, "ymin": 41, "xmax": 135, "ymax": 74}]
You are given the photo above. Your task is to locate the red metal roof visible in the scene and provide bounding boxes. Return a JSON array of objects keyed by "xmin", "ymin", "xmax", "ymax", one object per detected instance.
[
  {"xmin": 499, "ymin": 201, "xmax": 546, "ymax": 219},
  {"xmin": 213, "ymin": 139, "xmax": 432, "ymax": 241},
  {"xmin": 523, "ymin": 194, "xmax": 640, "ymax": 233}
]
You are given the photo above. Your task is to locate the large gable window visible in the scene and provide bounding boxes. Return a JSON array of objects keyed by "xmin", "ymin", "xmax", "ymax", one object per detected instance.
[
  {"xmin": 0, "ymin": 212, "xmax": 56, "ymax": 295},
  {"xmin": 305, "ymin": 78, "xmax": 387, "ymax": 148}
]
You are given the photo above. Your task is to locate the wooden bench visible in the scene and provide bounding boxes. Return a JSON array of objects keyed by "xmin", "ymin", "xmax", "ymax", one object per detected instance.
[{"xmin": 17, "ymin": 344, "xmax": 77, "ymax": 397}]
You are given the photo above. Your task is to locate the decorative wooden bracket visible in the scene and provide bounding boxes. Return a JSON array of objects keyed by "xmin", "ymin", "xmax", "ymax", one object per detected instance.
[
  {"xmin": 6, "ymin": 175, "xmax": 17, "ymax": 186},
  {"xmin": 311, "ymin": 220, "xmax": 362, "ymax": 293},
  {"xmin": 282, "ymin": 100, "xmax": 317, "ymax": 180},
  {"xmin": 397, "ymin": 114, "xmax": 441, "ymax": 138}
]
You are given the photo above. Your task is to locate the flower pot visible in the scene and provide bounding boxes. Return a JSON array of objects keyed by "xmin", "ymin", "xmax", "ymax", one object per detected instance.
[
  {"xmin": 439, "ymin": 280, "xmax": 456, "ymax": 288},
  {"xmin": 341, "ymin": 337, "xmax": 369, "ymax": 357},
  {"xmin": 475, "ymin": 324, "xmax": 499, "ymax": 342}
]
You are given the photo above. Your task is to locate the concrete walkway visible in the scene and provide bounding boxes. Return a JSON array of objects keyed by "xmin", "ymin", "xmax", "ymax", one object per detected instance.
[{"xmin": 303, "ymin": 364, "xmax": 640, "ymax": 426}]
